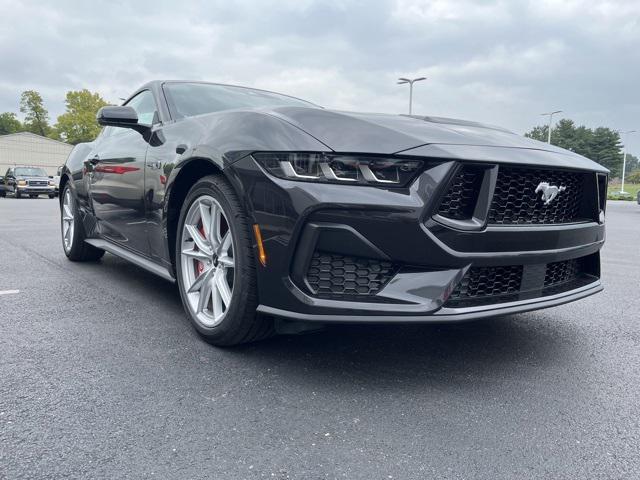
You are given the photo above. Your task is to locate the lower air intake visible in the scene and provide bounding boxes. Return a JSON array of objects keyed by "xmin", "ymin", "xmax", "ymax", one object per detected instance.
[
  {"xmin": 306, "ymin": 251, "xmax": 397, "ymax": 300},
  {"xmin": 544, "ymin": 259, "xmax": 580, "ymax": 287},
  {"xmin": 448, "ymin": 265, "xmax": 523, "ymax": 302},
  {"xmin": 446, "ymin": 254, "xmax": 597, "ymax": 307}
]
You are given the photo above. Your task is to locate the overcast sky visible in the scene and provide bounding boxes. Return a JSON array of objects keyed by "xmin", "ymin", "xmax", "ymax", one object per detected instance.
[{"xmin": 1, "ymin": 0, "xmax": 638, "ymax": 152}]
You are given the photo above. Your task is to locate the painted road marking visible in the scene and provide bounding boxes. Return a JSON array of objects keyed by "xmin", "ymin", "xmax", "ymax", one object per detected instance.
[{"xmin": 0, "ymin": 290, "xmax": 20, "ymax": 296}]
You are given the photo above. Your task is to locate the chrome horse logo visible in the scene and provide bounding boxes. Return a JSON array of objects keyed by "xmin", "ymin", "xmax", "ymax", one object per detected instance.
[{"xmin": 535, "ymin": 182, "xmax": 566, "ymax": 205}]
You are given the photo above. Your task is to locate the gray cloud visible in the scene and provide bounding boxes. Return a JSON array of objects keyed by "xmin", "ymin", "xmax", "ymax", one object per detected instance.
[{"xmin": 1, "ymin": 0, "xmax": 638, "ymax": 153}]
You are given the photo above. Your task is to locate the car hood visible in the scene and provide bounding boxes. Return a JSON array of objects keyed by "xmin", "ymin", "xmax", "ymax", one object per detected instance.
[
  {"xmin": 265, "ymin": 107, "xmax": 566, "ymax": 150},
  {"xmin": 18, "ymin": 176, "xmax": 50, "ymax": 181},
  {"xmin": 263, "ymin": 107, "xmax": 608, "ymax": 172}
]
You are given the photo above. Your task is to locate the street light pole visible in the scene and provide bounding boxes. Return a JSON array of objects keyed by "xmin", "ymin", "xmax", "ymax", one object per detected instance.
[
  {"xmin": 398, "ymin": 77, "xmax": 426, "ymax": 115},
  {"xmin": 619, "ymin": 130, "xmax": 636, "ymax": 195},
  {"xmin": 541, "ymin": 110, "xmax": 562, "ymax": 144}
]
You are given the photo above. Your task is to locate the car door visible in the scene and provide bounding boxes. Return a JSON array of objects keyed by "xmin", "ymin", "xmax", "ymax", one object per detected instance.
[{"xmin": 89, "ymin": 90, "xmax": 157, "ymax": 255}]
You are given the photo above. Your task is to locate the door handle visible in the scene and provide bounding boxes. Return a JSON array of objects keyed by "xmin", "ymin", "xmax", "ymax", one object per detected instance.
[{"xmin": 147, "ymin": 161, "xmax": 162, "ymax": 170}]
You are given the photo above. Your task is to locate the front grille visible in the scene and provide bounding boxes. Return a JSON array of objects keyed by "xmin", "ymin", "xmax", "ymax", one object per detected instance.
[
  {"xmin": 437, "ymin": 166, "xmax": 484, "ymax": 220},
  {"xmin": 544, "ymin": 259, "xmax": 580, "ymax": 287},
  {"xmin": 28, "ymin": 180, "xmax": 48, "ymax": 187},
  {"xmin": 306, "ymin": 251, "xmax": 396, "ymax": 299},
  {"xmin": 488, "ymin": 166, "xmax": 586, "ymax": 224},
  {"xmin": 448, "ymin": 265, "xmax": 523, "ymax": 301}
]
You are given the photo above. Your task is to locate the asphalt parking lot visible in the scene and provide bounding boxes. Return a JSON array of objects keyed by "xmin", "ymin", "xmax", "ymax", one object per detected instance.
[{"xmin": 1, "ymin": 197, "xmax": 639, "ymax": 479}]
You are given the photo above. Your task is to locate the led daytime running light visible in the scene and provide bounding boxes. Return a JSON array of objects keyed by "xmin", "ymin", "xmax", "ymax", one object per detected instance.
[{"xmin": 253, "ymin": 153, "xmax": 423, "ymax": 187}]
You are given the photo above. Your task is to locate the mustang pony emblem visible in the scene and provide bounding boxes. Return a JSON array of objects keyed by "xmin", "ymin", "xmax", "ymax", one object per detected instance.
[{"xmin": 535, "ymin": 182, "xmax": 566, "ymax": 205}]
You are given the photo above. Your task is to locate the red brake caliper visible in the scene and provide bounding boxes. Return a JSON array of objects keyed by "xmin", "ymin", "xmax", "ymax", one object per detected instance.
[{"xmin": 195, "ymin": 220, "xmax": 206, "ymax": 275}]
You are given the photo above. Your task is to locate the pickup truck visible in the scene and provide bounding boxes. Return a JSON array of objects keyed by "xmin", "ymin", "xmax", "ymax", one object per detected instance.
[{"xmin": 2, "ymin": 166, "xmax": 56, "ymax": 198}]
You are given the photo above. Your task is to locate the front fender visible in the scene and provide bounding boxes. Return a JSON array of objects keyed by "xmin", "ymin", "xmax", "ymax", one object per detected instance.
[{"xmin": 164, "ymin": 154, "xmax": 227, "ymax": 208}]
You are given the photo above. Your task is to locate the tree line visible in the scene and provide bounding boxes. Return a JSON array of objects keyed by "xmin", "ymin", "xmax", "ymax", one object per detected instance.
[
  {"xmin": 525, "ymin": 119, "xmax": 638, "ymax": 180},
  {"xmin": 0, "ymin": 89, "xmax": 108, "ymax": 145}
]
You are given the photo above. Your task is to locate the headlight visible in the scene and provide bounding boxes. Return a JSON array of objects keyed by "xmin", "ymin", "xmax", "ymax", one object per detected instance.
[
  {"xmin": 48, "ymin": 180, "xmax": 55, "ymax": 186},
  {"xmin": 253, "ymin": 153, "xmax": 424, "ymax": 186},
  {"xmin": 17, "ymin": 179, "xmax": 27, "ymax": 186}
]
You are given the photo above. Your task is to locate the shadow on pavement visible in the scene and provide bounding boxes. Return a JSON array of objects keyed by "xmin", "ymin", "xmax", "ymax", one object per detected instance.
[{"xmin": 226, "ymin": 315, "xmax": 577, "ymax": 390}]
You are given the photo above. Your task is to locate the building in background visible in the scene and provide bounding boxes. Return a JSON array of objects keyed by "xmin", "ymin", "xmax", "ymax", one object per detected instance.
[{"xmin": 0, "ymin": 132, "xmax": 73, "ymax": 176}]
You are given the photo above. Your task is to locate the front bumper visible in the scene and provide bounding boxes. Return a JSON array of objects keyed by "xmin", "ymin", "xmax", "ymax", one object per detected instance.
[
  {"xmin": 258, "ymin": 280, "xmax": 602, "ymax": 322},
  {"xmin": 17, "ymin": 186, "xmax": 55, "ymax": 195},
  {"xmin": 228, "ymin": 154, "xmax": 605, "ymax": 322}
]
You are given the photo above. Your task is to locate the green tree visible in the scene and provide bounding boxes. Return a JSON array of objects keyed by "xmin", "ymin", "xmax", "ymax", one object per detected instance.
[
  {"xmin": 53, "ymin": 89, "xmax": 109, "ymax": 144},
  {"xmin": 0, "ymin": 112, "xmax": 23, "ymax": 135},
  {"xmin": 590, "ymin": 127, "xmax": 622, "ymax": 175},
  {"xmin": 525, "ymin": 119, "xmax": 624, "ymax": 176},
  {"xmin": 19, "ymin": 90, "xmax": 50, "ymax": 136},
  {"xmin": 524, "ymin": 125, "xmax": 548, "ymax": 143},
  {"xmin": 626, "ymin": 169, "xmax": 640, "ymax": 184},
  {"xmin": 624, "ymin": 153, "xmax": 639, "ymax": 173}
]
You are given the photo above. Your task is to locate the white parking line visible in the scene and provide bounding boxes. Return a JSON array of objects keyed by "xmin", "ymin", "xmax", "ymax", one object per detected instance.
[{"xmin": 0, "ymin": 290, "xmax": 20, "ymax": 296}]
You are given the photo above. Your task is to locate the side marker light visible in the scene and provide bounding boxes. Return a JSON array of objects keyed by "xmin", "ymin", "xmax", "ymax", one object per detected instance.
[{"xmin": 253, "ymin": 224, "xmax": 267, "ymax": 267}]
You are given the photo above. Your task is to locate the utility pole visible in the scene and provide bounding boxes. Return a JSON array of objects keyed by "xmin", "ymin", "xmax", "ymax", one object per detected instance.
[
  {"xmin": 619, "ymin": 130, "xmax": 636, "ymax": 194},
  {"xmin": 541, "ymin": 110, "xmax": 562, "ymax": 144},
  {"xmin": 397, "ymin": 77, "xmax": 426, "ymax": 115}
]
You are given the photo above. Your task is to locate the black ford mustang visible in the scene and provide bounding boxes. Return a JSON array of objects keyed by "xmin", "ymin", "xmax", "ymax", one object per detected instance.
[{"xmin": 59, "ymin": 80, "xmax": 608, "ymax": 345}]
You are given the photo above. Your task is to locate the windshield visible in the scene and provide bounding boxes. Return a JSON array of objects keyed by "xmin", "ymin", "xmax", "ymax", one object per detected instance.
[
  {"xmin": 14, "ymin": 167, "xmax": 48, "ymax": 177},
  {"xmin": 163, "ymin": 82, "xmax": 318, "ymax": 120}
]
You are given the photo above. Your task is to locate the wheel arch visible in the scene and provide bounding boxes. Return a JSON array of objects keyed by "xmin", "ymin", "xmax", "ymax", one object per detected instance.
[
  {"xmin": 58, "ymin": 173, "xmax": 71, "ymax": 207},
  {"xmin": 164, "ymin": 155, "xmax": 248, "ymax": 271}
]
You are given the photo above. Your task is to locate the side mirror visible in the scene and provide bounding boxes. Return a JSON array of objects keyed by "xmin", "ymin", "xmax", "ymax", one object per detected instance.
[{"xmin": 96, "ymin": 106, "xmax": 149, "ymax": 134}]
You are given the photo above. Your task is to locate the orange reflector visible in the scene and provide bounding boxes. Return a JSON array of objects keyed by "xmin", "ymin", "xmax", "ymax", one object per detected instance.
[{"xmin": 253, "ymin": 224, "xmax": 267, "ymax": 266}]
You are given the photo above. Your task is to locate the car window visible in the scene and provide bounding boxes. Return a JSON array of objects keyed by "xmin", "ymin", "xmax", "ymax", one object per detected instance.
[
  {"xmin": 5, "ymin": 169, "xmax": 12, "ymax": 177},
  {"xmin": 14, "ymin": 167, "xmax": 48, "ymax": 176},
  {"xmin": 163, "ymin": 82, "xmax": 318, "ymax": 120},
  {"xmin": 126, "ymin": 90, "xmax": 158, "ymax": 126}
]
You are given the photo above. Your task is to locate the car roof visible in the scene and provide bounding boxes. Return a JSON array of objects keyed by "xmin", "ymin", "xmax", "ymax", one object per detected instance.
[{"xmin": 137, "ymin": 80, "xmax": 317, "ymax": 107}]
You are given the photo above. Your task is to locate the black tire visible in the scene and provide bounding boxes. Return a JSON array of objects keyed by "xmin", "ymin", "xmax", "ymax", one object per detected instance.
[
  {"xmin": 49, "ymin": 194, "xmax": 55, "ymax": 199},
  {"xmin": 15, "ymin": 189, "xmax": 21, "ymax": 199},
  {"xmin": 61, "ymin": 184, "xmax": 105, "ymax": 262},
  {"xmin": 176, "ymin": 175, "xmax": 274, "ymax": 346}
]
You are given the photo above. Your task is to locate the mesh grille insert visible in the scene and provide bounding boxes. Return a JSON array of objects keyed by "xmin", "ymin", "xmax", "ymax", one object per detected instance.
[
  {"xmin": 448, "ymin": 265, "xmax": 523, "ymax": 301},
  {"xmin": 306, "ymin": 251, "xmax": 396, "ymax": 299},
  {"xmin": 544, "ymin": 259, "xmax": 581, "ymax": 287},
  {"xmin": 437, "ymin": 166, "xmax": 484, "ymax": 220},
  {"xmin": 488, "ymin": 166, "xmax": 586, "ymax": 224},
  {"xmin": 446, "ymin": 256, "xmax": 596, "ymax": 307}
]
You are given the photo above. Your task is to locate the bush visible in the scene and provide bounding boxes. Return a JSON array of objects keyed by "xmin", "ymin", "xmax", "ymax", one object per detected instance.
[
  {"xmin": 608, "ymin": 191, "xmax": 633, "ymax": 201},
  {"xmin": 626, "ymin": 170, "xmax": 640, "ymax": 184}
]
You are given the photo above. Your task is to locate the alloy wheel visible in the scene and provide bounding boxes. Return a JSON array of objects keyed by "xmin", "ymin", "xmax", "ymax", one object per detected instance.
[
  {"xmin": 180, "ymin": 195, "xmax": 235, "ymax": 327},
  {"xmin": 61, "ymin": 188, "xmax": 75, "ymax": 252}
]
